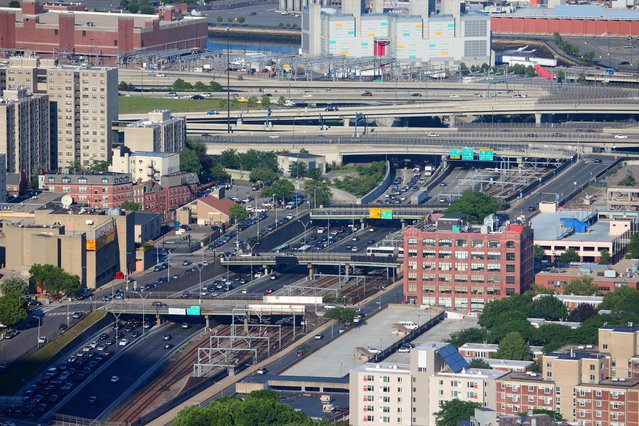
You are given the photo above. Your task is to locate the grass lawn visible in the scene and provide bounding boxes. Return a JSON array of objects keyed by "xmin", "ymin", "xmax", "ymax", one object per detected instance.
[
  {"xmin": 0, "ymin": 310, "xmax": 107, "ymax": 395},
  {"xmin": 118, "ymin": 96, "xmax": 266, "ymax": 114}
]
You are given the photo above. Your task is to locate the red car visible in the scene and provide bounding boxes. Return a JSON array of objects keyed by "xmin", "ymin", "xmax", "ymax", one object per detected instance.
[
  {"xmin": 264, "ymin": 289, "xmax": 274, "ymax": 295},
  {"xmin": 114, "ymin": 271, "xmax": 125, "ymax": 279}
]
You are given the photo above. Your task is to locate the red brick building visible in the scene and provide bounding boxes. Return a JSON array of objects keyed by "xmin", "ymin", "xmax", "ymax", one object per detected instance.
[
  {"xmin": 403, "ymin": 215, "xmax": 534, "ymax": 312},
  {"xmin": 0, "ymin": 0, "xmax": 208, "ymax": 65},
  {"xmin": 40, "ymin": 172, "xmax": 133, "ymax": 208},
  {"xmin": 534, "ymin": 267, "xmax": 639, "ymax": 295},
  {"xmin": 132, "ymin": 172, "xmax": 198, "ymax": 222}
]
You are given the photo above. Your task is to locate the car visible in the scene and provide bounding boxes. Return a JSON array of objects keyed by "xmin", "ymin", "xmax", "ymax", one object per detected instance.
[
  {"xmin": 367, "ymin": 347, "xmax": 382, "ymax": 354},
  {"xmin": 270, "ymin": 274, "xmax": 277, "ymax": 280},
  {"xmin": 256, "ymin": 367, "xmax": 267, "ymax": 375},
  {"xmin": 96, "ymin": 344, "xmax": 106, "ymax": 351},
  {"xmin": 614, "ymin": 134, "xmax": 629, "ymax": 139},
  {"xmin": 264, "ymin": 289, "xmax": 274, "ymax": 295},
  {"xmin": 593, "ymin": 158, "xmax": 602, "ymax": 164},
  {"xmin": 131, "ymin": 331, "xmax": 140, "ymax": 338},
  {"xmin": 619, "ymin": 60, "xmax": 630, "ymax": 65},
  {"xmin": 338, "ymin": 327, "xmax": 346, "ymax": 333},
  {"xmin": 119, "ymin": 338, "xmax": 129, "ymax": 346},
  {"xmin": 182, "ymin": 259, "xmax": 192, "ymax": 266},
  {"xmin": 163, "ymin": 334, "xmax": 172, "ymax": 341},
  {"xmin": 38, "ymin": 336, "xmax": 47, "ymax": 344},
  {"xmin": 440, "ymin": 182, "xmax": 446, "ymax": 187},
  {"xmin": 166, "ymin": 92, "xmax": 177, "ymax": 97},
  {"xmin": 207, "ymin": 110, "xmax": 219, "ymax": 115},
  {"xmin": 191, "ymin": 95, "xmax": 204, "ymax": 100},
  {"xmin": 164, "ymin": 343, "xmax": 174, "ymax": 349},
  {"xmin": 397, "ymin": 345, "xmax": 411, "ymax": 353},
  {"xmin": 88, "ymin": 395, "xmax": 98, "ymax": 404},
  {"xmin": 361, "ymin": 90, "xmax": 373, "ymax": 96},
  {"xmin": 411, "ymin": 92, "xmax": 422, "ymax": 97},
  {"xmin": 324, "ymin": 304, "xmax": 336, "ymax": 310},
  {"xmin": 181, "ymin": 323, "xmax": 190, "ymax": 329},
  {"xmin": 99, "ymin": 333, "xmax": 109, "ymax": 340},
  {"xmin": 254, "ymin": 272, "xmax": 264, "ymax": 278},
  {"xmin": 155, "ymin": 73, "xmax": 165, "ymax": 77},
  {"xmin": 72, "ymin": 311, "xmax": 83, "ymax": 319},
  {"xmin": 314, "ymin": 333, "xmax": 324, "ymax": 340},
  {"xmin": 58, "ymin": 323, "xmax": 68, "ymax": 333},
  {"xmin": 110, "ymin": 376, "xmax": 120, "ymax": 383},
  {"xmin": 241, "ymin": 289, "xmax": 249, "ymax": 294}
]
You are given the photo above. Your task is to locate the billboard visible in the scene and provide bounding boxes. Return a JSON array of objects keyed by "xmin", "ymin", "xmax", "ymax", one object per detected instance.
[
  {"xmin": 449, "ymin": 148, "xmax": 461, "ymax": 160},
  {"xmin": 369, "ymin": 208, "xmax": 381, "ymax": 219},
  {"xmin": 478, "ymin": 148, "xmax": 494, "ymax": 161},
  {"xmin": 187, "ymin": 306, "xmax": 201, "ymax": 315},
  {"xmin": 461, "ymin": 147, "xmax": 474, "ymax": 161}
]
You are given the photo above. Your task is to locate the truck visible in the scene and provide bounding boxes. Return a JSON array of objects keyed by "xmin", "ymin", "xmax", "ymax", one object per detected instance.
[{"xmin": 410, "ymin": 190, "xmax": 429, "ymax": 204}]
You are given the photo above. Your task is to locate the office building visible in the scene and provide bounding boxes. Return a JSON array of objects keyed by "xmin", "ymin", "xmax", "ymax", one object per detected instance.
[
  {"xmin": 109, "ymin": 147, "xmax": 180, "ymax": 184},
  {"xmin": 0, "ymin": 88, "xmax": 50, "ymax": 178},
  {"xmin": 0, "ymin": 1, "xmax": 208, "ymax": 66},
  {"xmin": 402, "ymin": 214, "xmax": 534, "ymax": 311},
  {"xmin": 349, "ymin": 342, "xmax": 506, "ymax": 426},
  {"xmin": 39, "ymin": 171, "xmax": 133, "ymax": 209},
  {"xmin": 120, "ymin": 110, "xmax": 186, "ymax": 154},
  {"xmin": 3, "ymin": 207, "xmax": 134, "ymax": 289},
  {"xmin": 302, "ymin": 0, "xmax": 491, "ymax": 64},
  {"xmin": 3, "ymin": 56, "xmax": 119, "ymax": 169}
]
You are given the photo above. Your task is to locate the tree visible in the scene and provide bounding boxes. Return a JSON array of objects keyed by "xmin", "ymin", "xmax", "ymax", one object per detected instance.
[
  {"xmin": 495, "ymin": 331, "xmax": 530, "ymax": 360},
  {"xmin": 533, "ymin": 245, "xmax": 546, "ymax": 261},
  {"xmin": 629, "ymin": 233, "xmax": 639, "ymax": 258},
  {"xmin": 447, "ymin": 327, "xmax": 487, "ymax": 348},
  {"xmin": 304, "ymin": 179, "xmax": 332, "ymax": 208},
  {"xmin": 324, "ymin": 307, "xmax": 357, "ymax": 326},
  {"xmin": 90, "ymin": 161, "xmax": 110, "ymax": 172},
  {"xmin": 556, "ymin": 70, "xmax": 566, "ymax": 83},
  {"xmin": 261, "ymin": 95, "xmax": 271, "ymax": 109},
  {"xmin": 277, "ymin": 96, "xmax": 286, "ymax": 106},
  {"xmin": 598, "ymin": 249, "xmax": 610, "ymax": 265},
  {"xmin": 531, "ymin": 323, "xmax": 575, "ymax": 350},
  {"xmin": 526, "ymin": 295, "xmax": 567, "ymax": 321},
  {"xmin": 568, "ymin": 303, "xmax": 598, "ymax": 322},
  {"xmin": 468, "ymin": 358, "xmax": 491, "ymax": 369},
  {"xmin": 227, "ymin": 17, "xmax": 234, "ymax": 23},
  {"xmin": 306, "ymin": 168, "xmax": 322, "ymax": 181},
  {"xmin": 29, "ymin": 264, "xmax": 81, "ymax": 297},
  {"xmin": 479, "ymin": 294, "xmax": 531, "ymax": 329},
  {"xmin": 261, "ymin": 178, "xmax": 295, "ymax": 201},
  {"xmin": 193, "ymin": 81, "xmax": 209, "ymax": 92},
  {"xmin": 229, "ymin": 204, "xmax": 249, "ymax": 223},
  {"xmin": 237, "ymin": 16, "xmax": 245, "ymax": 23},
  {"xmin": 563, "ymin": 276, "xmax": 598, "ymax": 296},
  {"xmin": 600, "ymin": 286, "xmax": 639, "ymax": 320},
  {"xmin": 0, "ymin": 277, "xmax": 28, "ymax": 297},
  {"xmin": 518, "ymin": 409, "xmax": 564, "ymax": 421},
  {"xmin": 8, "ymin": 0, "xmax": 20, "ymax": 7},
  {"xmin": 219, "ymin": 149, "xmax": 240, "ymax": 169},
  {"xmin": 288, "ymin": 161, "xmax": 307, "ymax": 178},
  {"xmin": 0, "ymin": 292, "xmax": 27, "ymax": 327},
  {"xmin": 208, "ymin": 81, "xmax": 222, "ymax": 92},
  {"xmin": 559, "ymin": 248, "xmax": 580, "ymax": 264},
  {"xmin": 577, "ymin": 73, "xmax": 587, "ymax": 84},
  {"xmin": 216, "ymin": 15, "xmax": 223, "ymax": 22},
  {"xmin": 172, "ymin": 78, "xmax": 194, "ymax": 92},
  {"xmin": 121, "ymin": 201, "xmax": 142, "ymax": 211},
  {"xmin": 250, "ymin": 168, "xmax": 281, "ymax": 186},
  {"xmin": 434, "ymin": 399, "xmax": 482, "ymax": 426},
  {"xmin": 488, "ymin": 311, "xmax": 533, "ymax": 343},
  {"xmin": 118, "ymin": 81, "xmax": 135, "ymax": 91},
  {"xmin": 180, "ymin": 148, "xmax": 202, "ymax": 176},
  {"xmin": 444, "ymin": 190, "xmax": 499, "ymax": 223}
]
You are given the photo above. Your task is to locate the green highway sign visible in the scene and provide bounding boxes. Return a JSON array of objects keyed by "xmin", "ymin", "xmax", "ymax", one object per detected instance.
[
  {"xmin": 381, "ymin": 210, "xmax": 393, "ymax": 219},
  {"xmin": 187, "ymin": 306, "xmax": 201, "ymax": 315},
  {"xmin": 478, "ymin": 148, "xmax": 494, "ymax": 161},
  {"xmin": 449, "ymin": 148, "xmax": 461, "ymax": 159},
  {"xmin": 461, "ymin": 147, "xmax": 474, "ymax": 161}
]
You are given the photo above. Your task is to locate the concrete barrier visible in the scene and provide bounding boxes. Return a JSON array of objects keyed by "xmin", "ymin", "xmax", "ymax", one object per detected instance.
[{"xmin": 358, "ymin": 160, "xmax": 393, "ymax": 205}]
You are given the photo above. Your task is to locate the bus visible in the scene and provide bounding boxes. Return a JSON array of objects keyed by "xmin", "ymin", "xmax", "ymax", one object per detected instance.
[{"xmin": 366, "ymin": 245, "xmax": 404, "ymax": 257}]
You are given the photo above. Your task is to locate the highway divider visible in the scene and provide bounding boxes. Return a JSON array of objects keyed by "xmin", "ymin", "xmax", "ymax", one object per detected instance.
[{"xmin": 359, "ymin": 160, "xmax": 393, "ymax": 205}]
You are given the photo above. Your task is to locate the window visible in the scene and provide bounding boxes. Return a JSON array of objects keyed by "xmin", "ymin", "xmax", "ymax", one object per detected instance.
[
  {"xmin": 506, "ymin": 276, "xmax": 516, "ymax": 284},
  {"xmin": 456, "ymin": 240, "xmax": 468, "ymax": 247},
  {"xmin": 506, "ymin": 241, "xmax": 516, "ymax": 248},
  {"xmin": 506, "ymin": 265, "xmax": 516, "ymax": 272},
  {"xmin": 487, "ymin": 240, "xmax": 500, "ymax": 248},
  {"xmin": 423, "ymin": 238, "xmax": 435, "ymax": 246},
  {"xmin": 506, "ymin": 253, "xmax": 516, "ymax": 261},
  {"xmin": 408, "ymin": 238, "xmax": 418, "ymax": 245},
  {"xmin": 439, "ymin": 239, "xmax": 452, "ymax": 247}
]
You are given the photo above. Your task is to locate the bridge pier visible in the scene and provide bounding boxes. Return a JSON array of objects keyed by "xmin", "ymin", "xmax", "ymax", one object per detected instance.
[
  {"xmin": 343, "ymin": 118, "xmax": 350, "ymax": 127},
  {"xmin": 535, "ymin": 113, "xmax": 543, "ymax": 125},
  {"xmin": 360, "ymin": 219, "xmax": 365, "ymax": 230},
  {"xmin": 205, "ymin": 314, "xmax": 210, "ymax": 331},
  {"xmin": 156, "ymin": 313, "xmax": 161, "ymax": 326},
  {"xmin": 448, "ymin": 114, "xmax": 456, "ymax": 127},
  {"xmin": 307, "ymin": 264, "xmax": 314, "ymax": 279},
  {"xmin": 401, "ymin": 219, "xmax": 406, "ymax": 229}
]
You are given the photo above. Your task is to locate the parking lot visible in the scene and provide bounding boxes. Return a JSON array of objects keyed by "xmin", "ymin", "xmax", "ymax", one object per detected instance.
[{"xmin": 282, "ymin": 306, "xmax": 435, "ymax": 378}]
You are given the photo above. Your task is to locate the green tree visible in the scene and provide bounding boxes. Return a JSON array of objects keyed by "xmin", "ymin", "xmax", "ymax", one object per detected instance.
[
  {"xmin": 531, "ymin": 323, "xmax": 575, "ymax": 351},
  {"xmin": 29, "ymin": 264, "xmax": 81, "ymax": 296},
  {"xmin": 447, "ymin": 327, "xmax": 487, "ymax": 348},
  {"xmin": 495, "ymin": 331, "xmax": 530, "ymax": 360},
  {"xmin": 526, "ymin": 295, "xmax": 567, "ymax": 321},
  {"xmin": 444, "ymin": 190, "xmax": 499, "ymax": 223},
  {"xmin": 172, "ymin": 78, "xmax": 194, "ymax": 92},
  {"xmin": 219, "ymin": 149, "xmax": 240, "ymax": 169},
  {"xmin": 563, "ymin": 276, "xmax": 598, "ymax": 296},
  {"xmin": 0, "ymin": 277, "xmax": 28, "ymax": 296},
  {"xmin": 121, "ymin": 201, "xmax": 142, "ymax": 211},
  {"xmin": 468, "ymin": 358, "xmax": 491, "ymax": 369},
  {"xmin": 89, "ymin": 160, "xmax": 110, "ymax": 172},
  {"xmin": 216, "ymin": 15, "xmax": 223, "ymax": 22},
  {"xmin": 629, "ymin": 233, "xmax": 639, "ymax": 258},
  {"xmin": 556, "ymin": 69, "xmax": 566, "ymax": 83},
  {"xmin": 8, "ymin": 1, "xmax": 20, "ymax": 7},
  {"xmin": 577, "ymin": 73, "xmax": 587, "ymax": 84},
  {"xmin": 261, "ymin": 95, "xmax": 271, "ymax": 109},
  {"xmin": 581, "ymin": 51, "xmax": 595, "ymax": 64},
  {"xmin": 304, "ymin": 179, "xmax": 332, "ymax": 208},
  {"xmin": 599, "ymin": 249, "xmax": 610, "ymax": 265},
  {"xmin": 434, "ymin": 399, "xmax": 482, "ymax": 426},
  {"xmin": 618, "ymin": 173, "xmax": 636, "ymax": 187},
  {"xmin": 180, "ymin": 140, "xmax": 216, "ymax": 183},
  {"xmin": 180, "ymin": 148, "xmax": 202, "ymax": 176},
  {"xmin": 208, "ymin": 81, "xmax": 222, "ymax": 92},
  {"xmin": 250, "ymin": 168, "xmax": 281, "ymax": 186},
  {"xmin": 0, "ymin": 292, "xmax": 27, "ymax": 327},
  {"xmin": 600, "ymin": 286, "xmax": 639, "ymax": 320},
  {"xmin": 227, "ymin": 17, "xmax": 234, "ymax": 23},
  {"xmin": 568, "ymin": 303, "xmax": 598, "ymax": 322},
  {"xmin": 277, "ymin": 96, "xmax": 286, "ymax": 106},
  {"xmin": 237, "ymin": 16, "xmax": 245, "ymax": 23},
  {"xmin": 559, "ymin": 248, "xmax": 580, "ymax": 264},
  {"xmin": 288, "ymin": 161, "xmax": 307, "ymax": 178},
  {"xmin": 488, "ymin": 311, "xmax": 533, "ymax": 343},
  {"xmin": 229, "ymin": 204, "xmax": 249, "ymax": 223},
  {"xmin": 118, "ymin": 81, "xmax": 135, "ymax": 91},
  {"xmin": 193, "ymin": 81, "xmax": 209, "ymax": 91},
  {"xmin": 324, "ymin": 307, "xmax": 357, "ymax": 326},
  {"xmin": 479, "ymin": 294, "xmax": 531, "ymax": 329},
  {"xmin": 533, "ymin": 245, "xmax": 546, "ymax": 261},
  {"xmin": 261, "ymin": 179, "xmax": 295, "ymax": 201}
]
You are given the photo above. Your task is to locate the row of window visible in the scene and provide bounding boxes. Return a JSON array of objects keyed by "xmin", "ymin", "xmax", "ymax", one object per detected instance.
[
  {"xmin": 408, "ymin": 238, "xmax": 517, "ymax": 249},
  {"xmin": 407, "ymin": 249, "xmax": 517, "ymax": 261}
]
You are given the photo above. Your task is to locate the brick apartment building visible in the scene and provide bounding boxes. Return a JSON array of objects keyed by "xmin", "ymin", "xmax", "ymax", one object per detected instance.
[
  {"xmin": 132, "ymin": 172, "xmax": 198, "ymax": 221},
  {"xmin": 0, "ymin": 1, "xmax": 208, "ymax": 65},
  {"xmin": 535, "ymin": 266, "xmax": 639, "ymax": 295},
  {"xmin": 403, "ymin": 215, "xmax": 534, "ymax": 311},
  {"xmin": 497, "ymin": 324, "xmax": 639, "ymax": 424},
  {"xmin": 39, "ymin": 171, "xmax": 132, "ymax": 209}
]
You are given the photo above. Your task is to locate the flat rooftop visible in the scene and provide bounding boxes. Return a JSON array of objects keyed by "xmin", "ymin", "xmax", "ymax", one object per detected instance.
[
  {"xmin": 531, "ymin": 210, "xmax": 616, "ymax": 243},
  {"xmin": 282, "ymin": 306, "xmax": 436, "ymax": 378},
  {"xmin": 501, "ymin": 4, "xmax": 639, "ymax": 20}
]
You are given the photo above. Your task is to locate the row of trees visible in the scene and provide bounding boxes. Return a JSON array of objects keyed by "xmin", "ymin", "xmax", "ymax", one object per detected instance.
[
  {"xmin": 444, "ymin": 190, "xmax": 499, "ymax": 224},
  {"xmin": 553, "ymin": 32, "xmax": 595, "ymax": 64},
  {"xmin": 332, "ymin": 161, "xmax": 386, "ymax": 197},
  {"xmin": 216, "ymin": 16, "xmax": 246, "ymax": 24},
  {"xmin": 29, "ymin": 264, "xmax": 82, "ymax": 297},
  {"xmin": 218, "ymin": 149, "xmax": 279, "ymax": 172},
  {"xmin": 0, "ymin": 277, "xmax": 28, "ymax": 327},
  {"xmin": 180, "ymin": 140, "xmax": 229, "ymax": 184},
  {"xmin": 172, "ymin": 79, "xmax": 222, "ymax": 93}
]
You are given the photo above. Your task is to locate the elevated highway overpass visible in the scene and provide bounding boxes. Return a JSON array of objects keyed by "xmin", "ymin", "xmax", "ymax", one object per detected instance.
[
  {"xmin": 220, "ymin": 254, "xmax": 400, "ymax": 268},
  {"xmin": 106, "ymin": 299, "xmax": 307, "ymax": 317}
]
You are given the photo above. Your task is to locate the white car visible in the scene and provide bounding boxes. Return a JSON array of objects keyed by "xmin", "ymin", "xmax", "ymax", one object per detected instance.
[
  {"xmin": 367, "ymin": 347, "xmax": 382, "ymax": 354},
  {"xmin": 119, "ymin": 338, "xmax": 129, "ymax": 346},
  {"xmin": 38, "ymin": 336, "xmax": 47, "ymax": 344},
  {"xmin": 427, "ymin": 133, "xmax": 439, "ymax": 137},
  {"xmin": 324, "ymin": 304, "xmax": 336, "ymax": 310},
  {"xmin": 110, "ymin": 375, "xmax": 120, "ymax": 383},
  {"xmin": 614, "ymin": 134, "xmax": 629, "ymax": 139}
]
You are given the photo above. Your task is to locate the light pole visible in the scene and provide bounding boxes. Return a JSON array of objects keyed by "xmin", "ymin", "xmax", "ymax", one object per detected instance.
[
  {"xmin": 37, "ymin": 316, "xmax": 41, "ymax": 345},
  {"xmin": 299, "ymin": 219, "xmax": 310, "ymax": 243},
  {"xmin": 196, "ymin": 262, "xmax": 205, "ymax": 303},
  {"xmin": 66, "ymin": 297, "xmax": 70, "ymax": 328},
  {"xmin": 166, "ymin": 250, "xmax": 173, "ymax": 282},
  {"xmin": 273, "ymin": 194, "xmax": 278, "ymax": 228},
  {"xmin": 134, "ymin": 291, "xmax": 149, "ymax": 336},
  {"xmin": 226, "ymin": 27, "xmax": 231, "ymax": 134}
]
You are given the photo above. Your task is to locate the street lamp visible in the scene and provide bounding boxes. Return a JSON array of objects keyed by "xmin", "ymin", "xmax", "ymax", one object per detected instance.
[
  {"xmin": 226, "ymin": 27, "xmax": 231, "ymax": 134},
  {"xmin": 298, "ymin": 219, "xmax": 310, "ymax": 243}
]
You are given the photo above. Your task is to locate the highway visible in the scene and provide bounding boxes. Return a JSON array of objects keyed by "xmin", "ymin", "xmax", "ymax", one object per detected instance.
[{"xmin": 56, "ymin": 323, "xmax": 201, "ymax": 419}]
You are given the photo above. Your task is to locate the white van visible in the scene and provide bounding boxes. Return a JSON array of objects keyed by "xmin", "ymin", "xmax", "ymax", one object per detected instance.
[{"xmin": 399, "ymin": 321, "xmax": 418, "ymax": 330}]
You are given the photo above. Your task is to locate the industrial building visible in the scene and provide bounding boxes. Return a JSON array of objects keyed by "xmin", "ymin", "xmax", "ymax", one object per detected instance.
[
  {"xmin": 302, "ymin": 0, "xmax": 491, "ymax": 64},
  {"xmin": 491, "ymin": 5, "xmax": 639, "ymax": 37},
  {"xmin": 402, "ymin": 214, "xmax": 534, "ymax": 311},
  {"xmin": 534, "ymin": 264, "xmax": 639, "ymax": 295},
  {"xmin": 119, "ymin": 110, "xmax": 187, "ymax": 154},
  {"xmin": 0, "ymin": 0, "xmax": 208, "ymax": 65},
  {"xmin": 2, "ymin": 56, "xmax": 118, "ymax": 169}
]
